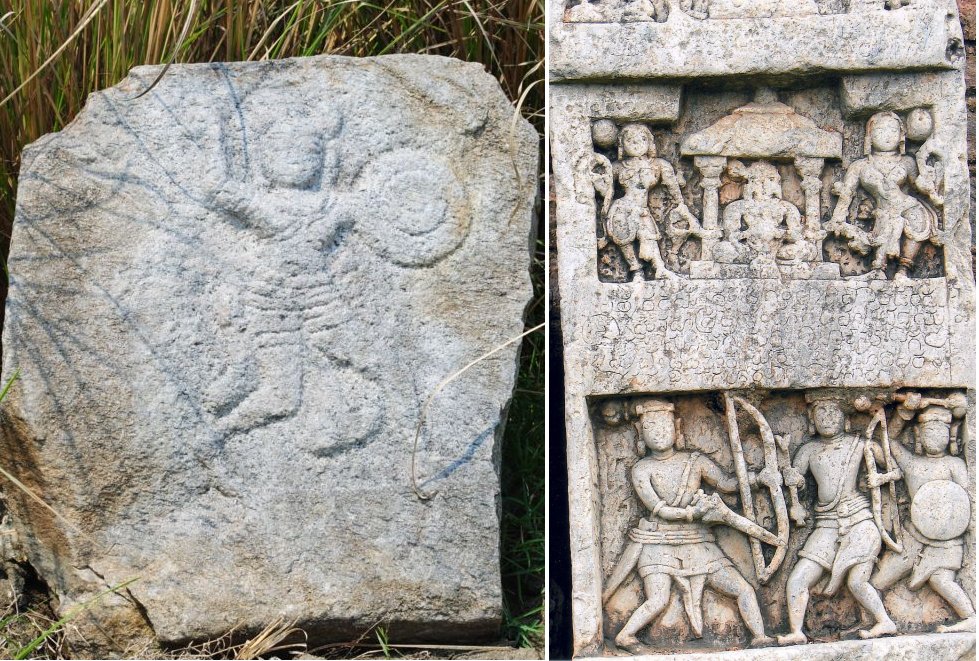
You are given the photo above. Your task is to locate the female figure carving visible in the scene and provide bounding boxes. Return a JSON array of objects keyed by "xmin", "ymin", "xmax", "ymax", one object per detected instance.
[{"xmin": 827, "ymin": 111, "xmax": 940, "ymax": 280}]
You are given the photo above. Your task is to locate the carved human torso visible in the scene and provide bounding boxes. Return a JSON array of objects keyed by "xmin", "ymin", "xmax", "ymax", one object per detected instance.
[
  {"xmin": 803, "ymin": 434, "xmax": 865, "ymax": 505},
  {"xmin": 894, "ymin": 451, "xmax": 967, "ymax": 498},
  {"xmin": 633, "ymin": 451, "xmax": 698, "ymax": 509},
  {"xmin": 607, "ymin": 157, "xmax": 660, "ymax": 243},
  {"xmin": 854, "ymin": 153, "xmax": 918, "ymax": 215},
  {"xmin": 618, "ymin": 156, "xmax": 659, "ymax": 190}
]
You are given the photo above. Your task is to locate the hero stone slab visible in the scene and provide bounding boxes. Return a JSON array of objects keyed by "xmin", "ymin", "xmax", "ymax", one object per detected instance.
[{"xmin": 551, "ymin": 0, "xmax": 975, "ymax": 658}]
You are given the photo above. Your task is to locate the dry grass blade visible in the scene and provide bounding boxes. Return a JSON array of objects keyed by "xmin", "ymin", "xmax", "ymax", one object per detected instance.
[
  {"xmin": 247, "ymin": 0, "xmax": 303, "ymax": 61},
  {"xmin": 131, "ymin": 0, "xmax": 203, "ymax": 99},
  {"xmin": 0, "ymin": 0, "xmax": 111, "ymax": 108},
  {"xmin": 234, "ymin": 616, "xmax": 306, "ymax": 659},
  {"xmin": 411, "ymin": 322, "xmax": 544, "ymax": 500},
  {"xmin": 507, "ymin": 61, "xmax": 542, "ymax": 226},
  {"xmin": 460, "ymin": 0, "xmax": 501, "ymax": 75}
]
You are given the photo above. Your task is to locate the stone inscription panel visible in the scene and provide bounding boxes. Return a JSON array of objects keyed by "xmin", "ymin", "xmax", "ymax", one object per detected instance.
[{"xmin": 587, "ymin": 279, "xmax": 952, "ymax": 393}]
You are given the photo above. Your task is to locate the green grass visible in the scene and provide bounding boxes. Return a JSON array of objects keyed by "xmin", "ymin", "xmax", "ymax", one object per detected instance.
[
  {"xmin": 0, "ymin": 0, "xmax": 544, "ymax": 655},
  {"xmin": 500, "ymin": 234, "xmax": 545, "ymax": 650}
]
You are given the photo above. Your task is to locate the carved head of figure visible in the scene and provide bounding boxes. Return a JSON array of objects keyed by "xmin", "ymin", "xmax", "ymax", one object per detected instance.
[
  {"xmin": 255, "ymin": 123, "xmax": 327, "ymax": 190},
  {"xmin": 634, "ymin": 398, "xmax": 675, "ymax": 453},
  {"xmin": 809, "ymin": 399, "xmax": 847, "ymax": 439},
  {"xmin": 618, "ymin": 123, "xmax": 656, "ymax": 160},
  {"xmin": 599, "ymin": 400, "xmax": 625, "ymax": 427},
  {"xmin": 864, "ymin": 111, "xmax": 906, "ymax": 156},
  {"xmin": 731, "ymin": 160, "xmax": 782, "ymax": 202},
  {"xmin": 916, "ymin": 405, "xmax": 953, "ymax": 456},
  {"xmin": 246, "ymin": 98, "xmax": 343, "ymax": 190}
]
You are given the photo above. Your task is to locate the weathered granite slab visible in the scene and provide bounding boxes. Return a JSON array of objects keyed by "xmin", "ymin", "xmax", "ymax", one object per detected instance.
[
  {"xmin": 1, "ymin": 54, "xmax": 537, "ymax": 654},
  {"xmin": 551, "ymin": 0, "xmax": 975, "ymax": 657}
]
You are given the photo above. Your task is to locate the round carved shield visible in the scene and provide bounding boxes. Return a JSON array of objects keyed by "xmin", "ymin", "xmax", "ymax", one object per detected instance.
[{"xmin": 910, "ymin": 480, "xmax": 971, "ymax": 541}]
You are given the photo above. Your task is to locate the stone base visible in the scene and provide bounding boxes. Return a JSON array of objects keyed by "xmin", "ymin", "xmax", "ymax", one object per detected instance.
[{"xmin": 583, "ymin": 632, "xmax": 976, "ymax": 660}]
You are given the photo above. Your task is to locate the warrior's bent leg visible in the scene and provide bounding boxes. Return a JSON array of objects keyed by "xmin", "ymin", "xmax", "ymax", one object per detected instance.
[
  {"xmin": 930, "ymin": 570, "xmax": 976, "ymax": 632},
  {"xmin": 896, "ymin": 239, "xmax": 922, "ymax": 280},
  {"xmin": 708, "ymin": 567, "xmax": 773, "ymax": 646},
  {"xmin": 871, "ymin": 550, "xmax": 913, "ymax": 591},
  {"xmin": 779, "ymin": 558, "xmax": 824, "ymax": 645},
  {"xmin": 617, "ymin": 242, "xmax": 645, "ymax": 281},
  {"xmin": 849, "ymin": 561, "xmax": 896, "ymax": 638},
  {"xmin": 616, "ymin": 573, "xmax": 671, "ymax": 652},
  {"xmin": 641, "ymin": 239, "xmax": 676, "ymax": 281}
]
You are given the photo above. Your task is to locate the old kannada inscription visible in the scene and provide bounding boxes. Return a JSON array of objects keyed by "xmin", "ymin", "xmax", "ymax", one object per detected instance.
[
  {"xmin": 589, "ymin": 280, "xmax": 951, "ymax": 391},
  {"xmin": 553, "ymin": 0, "xmax": 974, "ymax": 657}
]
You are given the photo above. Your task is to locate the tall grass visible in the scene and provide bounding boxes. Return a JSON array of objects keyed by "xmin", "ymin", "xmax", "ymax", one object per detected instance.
[{"xmin": 0, "ymin": 0, "xmax": 544, "ymax": 652}]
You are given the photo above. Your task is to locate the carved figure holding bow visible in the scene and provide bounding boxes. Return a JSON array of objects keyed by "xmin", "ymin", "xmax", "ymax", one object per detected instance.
[
  {"xmin": 777, "ymin": 393, "xmax": 899, "ymax": 645},
  {"xmin": 604, "ymin": 397, "xmax": 776, "ymax": 652}
]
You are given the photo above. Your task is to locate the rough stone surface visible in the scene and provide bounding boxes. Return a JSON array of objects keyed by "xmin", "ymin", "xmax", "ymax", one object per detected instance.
[
  {"xmin": 1, "ymin": 54, "xmax": 537, "ymax": 653},
  {"xmin": 551, "ymin": 0, "xmax": 975, "ymax": 658},
  {"xmin": 551, "ymin": 0, "xmax": 965, "ymax": 81}
]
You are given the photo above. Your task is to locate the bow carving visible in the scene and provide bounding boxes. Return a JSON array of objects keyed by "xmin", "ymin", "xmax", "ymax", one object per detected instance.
[
  {"xmin": 723, "ymin": 393, "xmax": 790, "ymax": 584},
  {"xmin": 859, "ymin": 403, "xmax": 904, "ymax": 553}
]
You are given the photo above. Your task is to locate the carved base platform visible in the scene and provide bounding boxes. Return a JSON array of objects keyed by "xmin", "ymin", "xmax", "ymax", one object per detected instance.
[
  {"xmin": 585, "ymin": 632, "xmax": 976, "ymax": 660},
  {"xmin": 688, "ymin": 260, "xmax": 841, "ymax": 280}
]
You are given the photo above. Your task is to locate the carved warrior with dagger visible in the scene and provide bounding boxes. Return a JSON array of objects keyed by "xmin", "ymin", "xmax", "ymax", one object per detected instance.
[
  {"xmin": 605, "ymin": 395, "xmax": 788, "ymax": 652},
  {"xmin": 778, "ymin": 392, "xmax": 901, "ymax": 646}
]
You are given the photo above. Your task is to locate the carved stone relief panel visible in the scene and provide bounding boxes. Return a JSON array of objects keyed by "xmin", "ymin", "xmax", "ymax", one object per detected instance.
[
  {"xmin": 591, "ymin": 389, "xmax": 974, "ymax": 654},
  {"xmin": 580, "ymin": 87, "xmax": 955, "ymax": 284},
  {"xmin": 550, "ymin": 0, "xmax": 964, "ymax": 80},
  {"xmin": 565, "ymin": 0, "xmax": 915, "ymax": 23}
]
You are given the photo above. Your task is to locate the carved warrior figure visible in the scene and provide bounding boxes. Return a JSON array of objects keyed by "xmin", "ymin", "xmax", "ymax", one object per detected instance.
[
  {"xmin": 593, "ymin": 124, "xmax": 701, "ymax": 281},
  {"xmin": 604, "ymin": 398, "xmax": 781, "ymax": 651},
  {"xmin": 778, "ymin": 395, "xmax": 899, "ymax": 645},
  {"xmin": 596, "ymin": 400, "xmax": 641, "ymax": 572},
  {"xmin": 203, "ymin": 116, "xmax": 358, "ymax": 433},
  {"xmin": 202, "ymin": 102, "xmax": 465, "ymax": 435},
  {"xmin": 869, "ymin": 393, "xmax": 976, "ymax": 634},
  {"xmin": 827, "ymin": 111, "xmax": 942, "ymax": 281},
  {"xmin": 714, "ymin": 161, "xmax": 810, "ymax": 274}
]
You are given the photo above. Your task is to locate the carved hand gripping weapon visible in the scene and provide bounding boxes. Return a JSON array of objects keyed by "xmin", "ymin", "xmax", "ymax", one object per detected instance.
[
  {"xmin": 854, "ymin": 396, "xmax": 903, "ymax": 553},
  {"xmin": 722, "ymin": 393, "xmax": 790, "ymax": 583}
]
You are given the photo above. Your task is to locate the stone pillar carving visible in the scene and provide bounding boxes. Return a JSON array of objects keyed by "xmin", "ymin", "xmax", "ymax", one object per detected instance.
[
  {"xmin": 552, "ymin": 0, "xmax": 976, "ymax": 655},
  {"xmin": 794, "ymin": 156, "xmax": 826, "ymax": 258},
  {"xmin": 693, "ymin": 155, "xmax": 726, "ymax": 261}
]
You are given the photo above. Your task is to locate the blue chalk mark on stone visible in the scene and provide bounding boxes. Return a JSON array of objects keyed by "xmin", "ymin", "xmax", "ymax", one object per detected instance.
[{"xmin": 421, "ymin": 425, "xmax": 495, "ymax": 488}]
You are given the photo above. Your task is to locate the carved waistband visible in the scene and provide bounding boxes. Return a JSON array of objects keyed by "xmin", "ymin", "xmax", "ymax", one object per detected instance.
[
  {"xmin": 814, "ymin": 492, "xmax": 870, "ymax": 519},
  {"xmin": 629, "ymin": 527, "xmax": 716, "ymax": 545}
]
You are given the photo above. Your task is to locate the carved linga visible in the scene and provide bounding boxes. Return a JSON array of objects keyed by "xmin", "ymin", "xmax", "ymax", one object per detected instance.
[
  {"xmin": 584, "ymin": 91, "xmax": 945, "ymax": 283},
  {"xmin": 593, "ymin": 388, "xmax": 974, "ymax": 653},
  {"xmin": 565, "ymin": 0, "xmax": 911, "ymax": 23}
]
